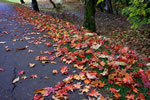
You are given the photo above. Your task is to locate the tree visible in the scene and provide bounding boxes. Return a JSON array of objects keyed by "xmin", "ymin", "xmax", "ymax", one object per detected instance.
[
  {"xmin": 83, "ymin": 0, "xmax": 98, "ymax": 32},
  {"xmin": 105, "ymin": 0, "xmax": 113, "ymax": 14},
  {"xmin": 49, "ymin": 0, "xmax": 56, "ymax": 8},
  {"xmin": 32, "ymin": 0, "xmax": 40, "ymax": 12},
  {"xmin": 122, "ymin": 0, "xmax": 150, "ymax": 28},
  {"xmin": 20, "ymin": 0, "xmax": 25, "ymax": 4},
  {"xmin": 126, "ymin": 0, "xmax": 129, "ymax": 6}
]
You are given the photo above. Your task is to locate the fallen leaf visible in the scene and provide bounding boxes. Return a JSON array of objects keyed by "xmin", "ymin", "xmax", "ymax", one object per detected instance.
[
  {"xmin": 50, "ymin": 61, "xmax": 57, "ymax": 64},
  {"xmin": 120, "ymin": 47, "xmax": 128, "ymax": 54},
  {"xmin": 29, "ymin": 63, "xmax": 36, "ymax": 68},
  {"xmin": 114, "ymin": 92, "xmax": 121, "ymax": 99},
  {"xmin": 0, "ymin": 41, "xmax": 6, "ymax": 44},
  {"xmin": 97, "ymin": 95, "xmax": 107, "ymax": 100},
  {"xmin": 34, "ymin": 87, "xmax": 55, "ymax": 96},
  {"xmin": 43, "ymin": 76, "xmax": 51, "ymax": 79},
  {"xmin": 21, "ymin": 75, "xmax": 27, "ymax": 79},
  {"xmin": 63, "ymin": 75, "xmax": 73, "ymax": 83},
  {"xmin": 5, "ymin": 46, "xmax": 11, "ymax": 52},
  {"xmin": 61, "ymin": 66, "xmax": 69, "ymax": 74},
  {"xmin": 73, "ymin": 82, "xmax": 82, "ymax": 89},
  {"xmin": 85, "ymin": 33, "xmax": 94, "ymax": 36},
  {"xmin": 123, "ymin": 74, "xmax": 134, "ymax": 84},
  {"xmin": 91, "ymin": 43, "xmax": 101, "ymax": 50},
  {"xmin": 30, "ymin": 75, "xmax": 38, "ymax": 79},
  {"xmin": 18, "ymin": 70, "xmax": 25, "ymax": 75},
  {"xmin": 49, "ymin": 56, "xmax": 56, "ymax": 61},
  {"xmin": 45, "ymin": 42, "xmax": 51, "ymax": 47},
  {"xmin": 100, "ymin": 61, "xmax": 106, "ymax": 66},
  {"xmin": 28, "ymin": 49, "xmax": 34, "ymax": 53},
  {"xmin": 99, "ymin": 81, "xmax": 106, "ymax": 87},
  {"xmin": 109, "ymin": 88, "xmax": 120, "ymax": 93},
  {"xmin": 0, "ymin": 68, "xmax": 4, "ymax": 72},
  {"xmin": 80, "ymin": 85, "xmax": 90, "ymax": 94},
  {"xmin": 35, "ymin": 56, "xmax": 40, "ymax": 60},
  {"xmin": 52, "ymin": 95, "xmax": 60, "ymax": 100},
  {"xmin": 86, "ymin": 71, "xmax": 97, "ymax": 79},
  {"xmin": 12, "ymin": 77, "xmax": 20, "ymax": 84},
  {"xmin": 34, "ymin": 94, "xmax": 44, "ymax": 100},
  {"xmin": 52, "ymin": 70, "xmax": 58, "ymax": 74},
  {"xmin": 16, "ymin": 47, "xmax": 26, "ymax": 51},
  {"xmin": 114, "ymin": 61, "xmax": 127, "ymax": 66},
  {"xmin": 125, "ymin": 94, "xmax": 134, "ymax": 100},
  {"xmin": 88, "ymin": 89, "xmax": 100, "ymax": 97}
]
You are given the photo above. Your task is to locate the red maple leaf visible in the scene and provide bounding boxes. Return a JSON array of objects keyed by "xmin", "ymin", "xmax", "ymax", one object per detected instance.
[{"xmin": 61, "ymin": 66, "xmax": 69, "ymax": 74}]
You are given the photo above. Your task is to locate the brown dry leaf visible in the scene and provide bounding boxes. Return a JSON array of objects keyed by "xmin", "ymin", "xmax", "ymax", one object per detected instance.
[
  {"xmin": 88, "ymin": 96, "xmax": 95, "ymax": 100},
  {"xmin": 97, "ymin": 95, "xmax": 107, "ymax": 100},
  {"xmin": 12, "ymin": 77, "xmax": 20, "ymax": 84},
  {"xmin": 50, "ymin": 61, "xmax": 57, "ymax": 64},
  {"xmin": 100, "ymin": 61, "xmax": 106, "ymax": 66},
  {"xmin": 86, "ymin": 72, "xmax": 97, "ymax": 79},
  {"xmin": 100, "ymin": 69, "xmax": 108, "ymax": 76},
  {"xmin": 43, "ymin": 76, "xmax": 51, "ymax": 79},
  {"xmin": 0, "ymin": 68, "xmax": 4, "ymax": 72},
  {"xmin": 73, "ymin": 64, "xmax": 84, "ymax": 69},
  {"xmin": 52, "ymin": 95, "xmax": 60, "ymax": 100},
  {"xmin": 16, "ymin": 47, "xmax": 26, "ymax": 51},
  {"xmin": 52, "ymin": 70, "xmax": 58, "ymax": 74},
  {"xmin": 21, "ymin": 75, "xmax": 27, "ymax": 80},
  {"xmin": 80, "ymin": 85, "xmax": 90, "ymax": 94},
  {"xmin": 29, "ymin": 63, "xmax": 36, "ymax": 68},
  {"xmin": 12, "ymin": 39, "xmax": 17, "ymax": 42},
  {"xmin": 35, "ymin": 56, "xmax": 40, "ymax": 60},
  {"xmin": 28, "ymin": 49, "xmax": 34, "ymax": 53},
  {"xmin": 74, "ymin": 74, "xmax": 85, "ymax": 80},
  {"xmin": 63, "ymin": 75, "xmax": 73, "ymax": 83}
]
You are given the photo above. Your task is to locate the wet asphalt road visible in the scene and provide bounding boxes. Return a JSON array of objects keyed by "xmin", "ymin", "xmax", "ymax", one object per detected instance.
[{"xmin": 0, "ymin": 2, "xmax": 83, "ymax": 100}]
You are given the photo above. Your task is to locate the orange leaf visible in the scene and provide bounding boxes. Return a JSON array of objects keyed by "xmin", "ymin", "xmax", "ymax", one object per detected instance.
[
  {"xmin": 99, "ymin": 81, "xmax": 106, "ymax": 87},
  {"xmin": 88, "ymin": 89, "xmax": 100, "ymax": 97},
  {"xmin": 80, "ymin": 85, "xmax": 90, "ymax": 93},
  {"xmin": 123, "ymin": 74, "xmax": 134, "ymax": 84},
  {"xmin": 133, "ymin": 87, "xmax": 138, "ymax": 93},
  {"xmin": 97, "ymin": 95, "xmax": 107, "ymax": 100},
  {"xmin": 125, "ymin": 94, "xmax": 134, "ymax": 100},
  {"xmin": 100, "ymin": 61, "xmax": 105, "ymax": 66},
  {"xmin": 52, "ymin": 70, "xmax": 58, "ymax": 74},
  {"xmin": 114, "ymin": 92, "xmax": 121, "ymax": 99}
]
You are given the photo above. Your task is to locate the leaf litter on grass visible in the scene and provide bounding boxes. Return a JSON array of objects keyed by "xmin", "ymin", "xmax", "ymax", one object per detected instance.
[{"xmin": 13, "ymin": 4, "xmax": 150, "ymax": 100}]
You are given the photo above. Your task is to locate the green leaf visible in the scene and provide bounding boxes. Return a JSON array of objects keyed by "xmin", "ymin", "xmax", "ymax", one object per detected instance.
[{"xmin": 97, "ymin": 0, "xmax": 104, "ymax": 5}]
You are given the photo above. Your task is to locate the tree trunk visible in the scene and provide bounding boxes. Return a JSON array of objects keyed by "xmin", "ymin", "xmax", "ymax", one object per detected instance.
[
  {"xmin": 49, "ymin": 0, "xmax": 56, "ymax": 8},
  {"xmin": 32, "ymin": 0, "xmax": 40, "ymax": 12},
  {"xmin": 126, "ymin": 0, "xmax": 129, "ymax": 6},
  {"xmin": 83, "ymin": 0, "xmax": 97, "ymax": 32},
  {"xmin": 105, "ymin": 0, "xmax": 113, "ymax": 14},
  {"xmin": 20, "ymin": 0, "xmax": 25, "ymax": 4}
]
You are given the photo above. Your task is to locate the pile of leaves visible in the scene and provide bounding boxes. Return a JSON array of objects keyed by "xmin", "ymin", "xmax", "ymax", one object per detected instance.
[{"xmin": 14, "ymin": 4, "xmax": 150, "ymax": 100}]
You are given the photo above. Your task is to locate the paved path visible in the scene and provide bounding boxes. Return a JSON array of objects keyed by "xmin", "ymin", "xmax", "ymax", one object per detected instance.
[{"xmin": 0, "ymin": 2, "xmax": 82, "ymax": 100}]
